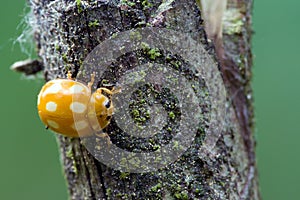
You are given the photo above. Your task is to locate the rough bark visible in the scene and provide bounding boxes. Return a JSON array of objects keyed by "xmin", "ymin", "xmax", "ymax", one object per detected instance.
[{"xmin": 29, "ymin": 0, "xmax": 259, "ymax": 199}]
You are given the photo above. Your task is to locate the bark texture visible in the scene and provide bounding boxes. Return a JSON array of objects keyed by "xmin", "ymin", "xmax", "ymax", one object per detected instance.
[{"xmin": 29, "ymin": 0, "xmax": 259, "ymax": 199}]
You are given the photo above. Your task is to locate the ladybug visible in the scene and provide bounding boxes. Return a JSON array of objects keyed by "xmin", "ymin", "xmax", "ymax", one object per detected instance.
[{"xmin": 37, "ymin": 71, "xmax": 118, "ymax": 137}]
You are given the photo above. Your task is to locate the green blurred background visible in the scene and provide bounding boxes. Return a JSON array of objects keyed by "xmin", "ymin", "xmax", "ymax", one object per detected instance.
[{"xmin": 0, "ymin": 1, "xmax": 299, "ymax": 199}]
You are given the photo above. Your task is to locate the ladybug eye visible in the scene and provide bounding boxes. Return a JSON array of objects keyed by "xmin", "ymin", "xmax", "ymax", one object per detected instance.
[{"xmin": 104, "ymin": 100, "xmax": 110, "ymax": 108}]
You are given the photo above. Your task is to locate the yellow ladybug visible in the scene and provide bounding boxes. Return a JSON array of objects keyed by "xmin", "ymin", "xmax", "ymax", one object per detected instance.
[{"xmin": 37, "ymin": 71, "xmax": 118, "ymax": 137}]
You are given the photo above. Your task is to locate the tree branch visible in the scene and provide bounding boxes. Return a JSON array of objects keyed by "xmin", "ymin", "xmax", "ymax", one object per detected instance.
[{"xmin": 29, "ymin": 0, "xmax": 259, "ymax": 199}]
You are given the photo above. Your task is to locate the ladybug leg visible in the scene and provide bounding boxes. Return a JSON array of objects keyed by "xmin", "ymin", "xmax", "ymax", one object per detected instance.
[
  {"xmin": 97, "ymin": 87, "xmax": 121, "ymax": 95},
  {"xmin": 67, "ymin": 71, "xmax": 72, "ymax": 79},
  {"xmin": 88, "ymin": 72, "xmax": 96, "ymax": 90},
  {"xmin": 111, "ymin": 87, "xmax": 122, "ymax": 94}
]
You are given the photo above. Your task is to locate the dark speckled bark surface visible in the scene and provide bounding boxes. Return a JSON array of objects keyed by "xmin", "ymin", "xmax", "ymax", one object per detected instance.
[{"xmin": 29, "ymin": 0, "xmax": 259, "ymax": 199}]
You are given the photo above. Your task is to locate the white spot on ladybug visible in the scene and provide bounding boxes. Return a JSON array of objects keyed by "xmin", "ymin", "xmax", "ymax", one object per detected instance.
[
  {"xmin": 72, "ymin": 120, "xmax": 88, "ymax": 131},
  {"xmin": 70, "ymin": 102, "xmax": 86, "ymax": 113},
  {"xmin": 43, "ymin": 82, "xmax": 62, "ymax": 96},
  {"xmin": 69, "ymin": 84, "xmax": 84, "ymax": 94},
  {"xmin": 46, "ymin": 101, "xmax": 57, "ymax": 112},
  {"xmin": 47, "ymin": 120, "xmax": 59, "ymax": 129}
]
